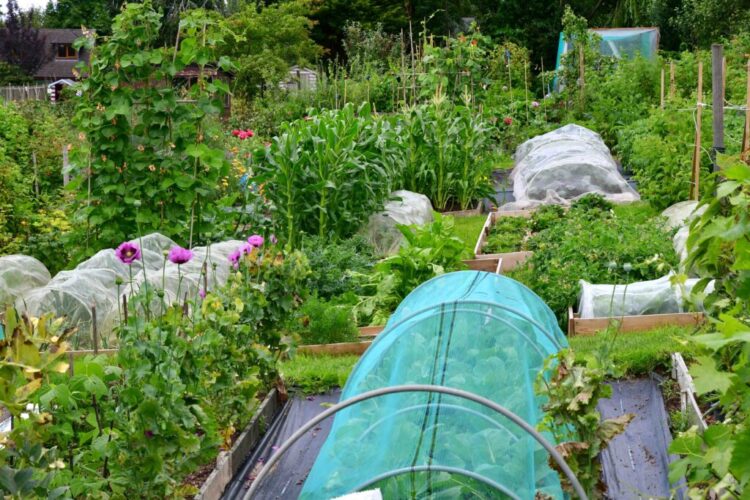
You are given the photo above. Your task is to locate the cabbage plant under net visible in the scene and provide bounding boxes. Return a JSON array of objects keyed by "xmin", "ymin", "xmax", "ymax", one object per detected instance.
[
  {"xmin": 299, "ymin": 271, "xmax": 567, "ymax": 499},
  {"xmin": 502, "ymin": 124, "xmax": 639, "ymax": 210},
  {"xmin": 0, "ymin": 255, "xmax": 51, "ymax": 307}
]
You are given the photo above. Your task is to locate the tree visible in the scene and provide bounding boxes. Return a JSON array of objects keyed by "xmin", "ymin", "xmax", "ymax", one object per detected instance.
[
  {"xmin": 223, "ymin": 0, "xmax": 323, "ymax": 97},
  {"xmin": 43, "ymin": 0, "xmax": 120, "ymax": 35},
  {"xmin": 0, "ymin": 0, "xmax": 50, "ymax": 77}
]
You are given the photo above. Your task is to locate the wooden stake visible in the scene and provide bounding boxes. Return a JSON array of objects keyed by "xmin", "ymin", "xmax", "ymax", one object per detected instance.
[
  {"xmin": 691, "ymin": 60, "xmax": 703, "ymax": 200},
  {"xmin": 91, "ymin": 304, "xmax": 99, "ymax": 354},
  {"xmin": 660, "ymin": 67, "xmax": 665, "ymax": 109},
  {"xmin": 742, "ymin": 59, "xmax": 750, "ymax": 163},
  {"xmin": 578, "ymin": 46, "xmax": 585, "ymax": 110},
  {"xmin": 524, "ymin": 59, "xmax": 530, "ymax": 123},
  {"xmin": 712, "ymin": 44, "xmax": 725, "ymax": 172},
  {"xmin": 62, "ymin": 145, "xmax": 70, "ymax": 186},
  {"xmin": 669, "ymin": 61, "xmax": 676, "ymax": 100}
]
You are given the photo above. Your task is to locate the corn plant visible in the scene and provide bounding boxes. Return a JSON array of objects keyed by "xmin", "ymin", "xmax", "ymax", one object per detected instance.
[
  {"xmin": 394, "ymin": 96, "xmax": 494, "ymax": 211},
  {"xmin": 254, "ymin": 103, "xmax": 398, "ymax": 247}
]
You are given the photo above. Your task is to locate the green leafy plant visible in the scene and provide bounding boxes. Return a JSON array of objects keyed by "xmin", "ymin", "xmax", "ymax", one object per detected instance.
[
  {"xmin": 355, "ymin": 214, "xmax": 467, "ymax": 325},
  {"xmin": 70, "ymin": 2, "xmax": 236, "ymax": 257},
  {"xmin": 537, "ymin": 350, "xmax": 634, "ymax": 497},
  {"xmin": 253, "ymin": 103, "xmax": 398, "ymax": 247},
  {"xmin": 666, "ymin": 155, "xmax": 750, "ymax": 497},
  {"xmin": 301, "ymin": 234, "xmax": 376, "ymax": 300},
  {"xmin": 510, "ymin": 202, "xmax": 678, "ymax": 324},
  {"xmin": 289, "ymin": 296, "xmax": 359, "ymax": 345}
]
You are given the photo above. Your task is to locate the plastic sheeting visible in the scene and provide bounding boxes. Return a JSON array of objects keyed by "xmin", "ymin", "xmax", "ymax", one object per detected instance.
[
  {"xmin": 598, "ymin": 378, "xmax": 683, "ymax": 499},
  {"xmin": 578, "ymin": 274, "xmax": 714, "ymax": 319},
  {"xmin": 0, "ymin": 255, "xmax": 51, "ymax": 307},
  {"xmin": 361, "ymin": 190, "xmax": 434, "ymax": 255},
  {"xmin": 502, "ymin": 124, "xmax": 640, "ymax": 211},
  {"xmin": 299, "ymin": 271, "xmax": 567, "ymax": 499},
  {"xmin": 555, "ymin": 27, "xmax": 660, "ymax": 72}
]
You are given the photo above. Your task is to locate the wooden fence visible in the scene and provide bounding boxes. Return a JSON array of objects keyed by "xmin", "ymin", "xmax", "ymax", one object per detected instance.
[{"xmin": 1, "ymin": 85, "xmax": 47, "ymax": 102}]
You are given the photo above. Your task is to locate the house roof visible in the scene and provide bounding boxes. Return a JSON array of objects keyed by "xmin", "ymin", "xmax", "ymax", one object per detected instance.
[
  {"xmin": 36, "ymin": 59, "xmax": 79, "ymax": 79},
  {"xmin": 38, "ymin": 28, "xmax": 83, "ymax": 45}
]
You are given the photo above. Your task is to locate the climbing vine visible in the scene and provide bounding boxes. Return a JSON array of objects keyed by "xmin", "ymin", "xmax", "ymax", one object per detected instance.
[{"xmin": 70, "ymin": 2, "xmax": 236, "ymax": 257}]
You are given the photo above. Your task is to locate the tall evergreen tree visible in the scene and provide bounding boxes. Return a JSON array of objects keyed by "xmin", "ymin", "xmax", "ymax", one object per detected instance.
[{"xmin": 0, "ymin": 0, "xmax": 50, "ymax": 77}]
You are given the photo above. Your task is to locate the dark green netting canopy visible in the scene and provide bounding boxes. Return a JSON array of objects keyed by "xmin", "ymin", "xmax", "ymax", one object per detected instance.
[{"xmin": 300, "ymin": 271, "xmax": 568, "ymax": 499}]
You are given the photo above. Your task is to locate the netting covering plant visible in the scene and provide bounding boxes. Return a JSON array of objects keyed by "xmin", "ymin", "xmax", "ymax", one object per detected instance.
[
  {"xmin": 14, "ymin": 234, "xmax": 246, "ymax": 349},
  {"xmin": 502, "ymin": 124, "xmax": 639, "ymax": 210},
  {"xmin": 0, "ymin": 255, "xmax": 51, "ymax": 307},
  {"xmin": 578, "ymin": 273, "xmax": 714, "ymax": 318},
  {"xmin": 299, "ymin": 271, "xmax": 567, "ymax": 498}
]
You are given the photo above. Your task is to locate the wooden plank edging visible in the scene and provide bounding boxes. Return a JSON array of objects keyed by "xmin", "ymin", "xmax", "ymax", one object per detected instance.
[
  {"xmin": 568, "ymin": 310, "xmax": 705, "ymax": 336},
  {"xmin": 671, "ymin": 353, "xmax": 708, "ymax": 433},
  {"xmin": 195, "ymin": 388, "xmax": 282, "ymax": 500},
  {"xmin": 473, "ymin": 210, "xmax": 535, "ymax": 264}
]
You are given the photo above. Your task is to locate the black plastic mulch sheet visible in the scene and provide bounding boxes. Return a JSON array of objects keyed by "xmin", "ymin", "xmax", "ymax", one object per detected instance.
[
  {"xmin": 223, "ymin": 390, "xmax": 340, "ymax": 500},
  {"xmin": 598, "ymin": 378, "xmax": 684, "ymax": 500}
]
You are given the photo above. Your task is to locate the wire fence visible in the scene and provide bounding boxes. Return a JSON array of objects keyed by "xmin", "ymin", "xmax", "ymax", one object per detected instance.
[{"xmin": 1, "ymin": 85, "xmax": 48, "ymax": 102}]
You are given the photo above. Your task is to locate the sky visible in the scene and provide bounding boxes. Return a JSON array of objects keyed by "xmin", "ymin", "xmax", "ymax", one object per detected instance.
[{"xmin": 16, "ymin": 0, "xmax": 50, "ymax": 10}]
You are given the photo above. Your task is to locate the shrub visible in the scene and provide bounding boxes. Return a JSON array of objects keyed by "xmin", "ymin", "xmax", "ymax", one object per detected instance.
[
  {"xmin": 301, "ymin": 234, "xmax": 376, "ymax": 300},
  {"xmin": 291, "ymin": 297, "xmax": 359, "ymax": 345}
]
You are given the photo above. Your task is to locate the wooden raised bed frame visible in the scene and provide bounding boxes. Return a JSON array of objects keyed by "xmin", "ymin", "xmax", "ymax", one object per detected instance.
[
  {"xmin": 567, "ymin": 307, "xmax": 705, "ymax": 336},
  {"xmin": 473, "ymin": 209, "xmax": 534, "ymax": 272}
]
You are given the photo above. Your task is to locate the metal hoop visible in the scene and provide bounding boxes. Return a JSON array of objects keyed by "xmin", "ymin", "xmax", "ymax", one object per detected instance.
[{"xmin": 241, "ymin": 384, "xmax": 587, "ymax": 500}]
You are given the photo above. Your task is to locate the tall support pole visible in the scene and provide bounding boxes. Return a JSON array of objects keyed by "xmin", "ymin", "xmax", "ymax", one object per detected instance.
[
  {"xmin": 669, "ymin": 60, "xmax": 676, "ymax": 100},
  {"xmin": 742, "ymin": 59, "xmax": 750, "ymax": 163},
  {"xmin": 660, "ymin": 66, "xmax": 665, "ymax": 109},
  {"xmin": 712, "ymin": 44, "xmax": 725, "ymax": 172},
  {"xmin": 691, "ymin": 60, "xmax": 703, "ymax": 200}
]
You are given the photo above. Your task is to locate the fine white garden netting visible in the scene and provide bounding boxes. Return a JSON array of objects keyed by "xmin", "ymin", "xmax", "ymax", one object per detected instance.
[
  {"xmin": 578, "ymin": 274, "xmax": 714, "ymax": 319},
  {"xmin": 0, "ymin": 255, "xmax": 51, "ymax": 307},
  {"xmin": 362, "ymin": 190, "xmax": 434, "ymax": 255},
  {"xmin": 501, "ymin": 124, "xmax": 640, "ymax": 210},
  {"xmin": 13, "ymin": 234, "xmax": 246, "ymax": 349},
  {"xmin": 660, "ymin": 201, "xmax": 706, "ymax": 266}
]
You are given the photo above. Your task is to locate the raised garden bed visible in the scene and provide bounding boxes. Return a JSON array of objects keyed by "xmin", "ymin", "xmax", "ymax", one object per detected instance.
[
  {"xmin": 473, "ymin": 209, "xmax": 535, "ymax": 272},
  {"xmin": 440, "ymin": 202, "xmax": 483, "ymax": 218},
  {"xmin": 195, "ymin": 388, "xmax": 284, "ymax": 500},
  {"xmin": 670, "ymin": 352, "xmax": 708, "ymax": 432},
  {"xmin": 568, "ymin": 307, "xmax": 705, "ymax": 336},
  {"xmin": 297, "ymin": 326, "xmax": 384, "ymax": 357}
]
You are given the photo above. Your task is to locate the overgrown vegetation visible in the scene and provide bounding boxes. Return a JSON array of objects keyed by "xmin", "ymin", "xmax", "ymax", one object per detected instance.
[{"xmin": 509, "ymin": 198, "xmax": 678, "ymax": 323}]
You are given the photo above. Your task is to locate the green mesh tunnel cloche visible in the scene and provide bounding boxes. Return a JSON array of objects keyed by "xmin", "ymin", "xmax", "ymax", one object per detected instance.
[{"xmin": 300, "ymin": 271, "xmax": 569, "ymax": 499}]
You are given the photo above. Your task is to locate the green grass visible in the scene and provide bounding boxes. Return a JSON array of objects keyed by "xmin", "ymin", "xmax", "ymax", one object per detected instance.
[
  {"xmin": 279, "ymin": 325, "xmax": 701, "ymax": 394},
  {"xmin": 451, "ymin": 214, "xmax": 486, "ymax": 258},
  {"xmin": 569, "ymin": 325, "xmax": 701, "ymax": 376},
  {"xmin": 280, "ymin": 354, "xmax": 359, "ymax": 394}
]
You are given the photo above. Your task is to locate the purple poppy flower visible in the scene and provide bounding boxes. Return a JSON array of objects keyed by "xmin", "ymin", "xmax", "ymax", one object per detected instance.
[
  {"xmin": 144, "ymin": 429, "xmax": 154, "ymax": 438},
  {"xmin": 168, "ymin": 245, "xmax": 193, "ymax": 265},
  {"xmin": 115, "ymin": 242, "xmax": 141, "ymax": 264},
  {"xmin": 199, "ymin": 289, "xmax": 206, "ymax": 299},
  {"xmin": 270, "ymin": 234, "xmax": 278, "ymax": 245},
  {"xmin": 241, "ymin": 242, "xmax": 255, "ymax": 255},
  {"xmin": 247, "ymin": 234, "xmax": 264, "ymax": 247},
  {"xmin": 531, "ymin": 100, "xmax": 540, "ymax": 108},
  {"xmin": 228, "ymin": 249, "xmax": 241, "ymax": 269}
]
